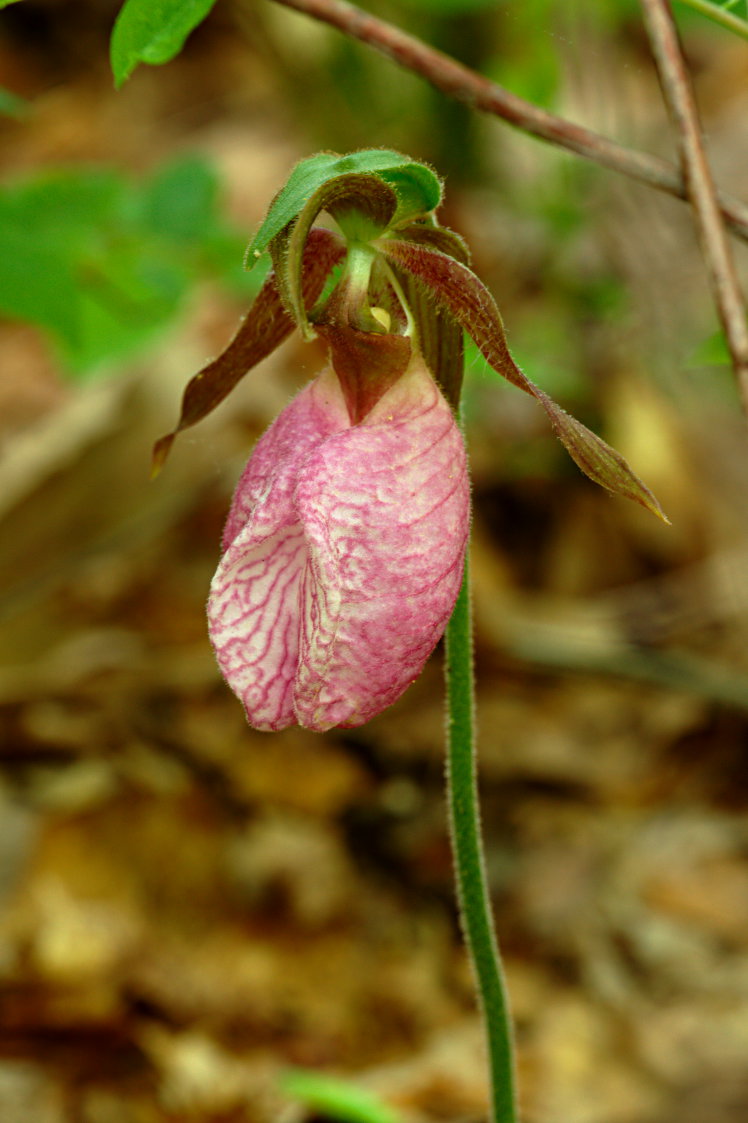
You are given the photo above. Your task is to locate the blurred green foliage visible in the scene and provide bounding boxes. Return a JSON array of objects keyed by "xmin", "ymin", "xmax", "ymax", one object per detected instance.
[
  {"xmin": 280, "ymin": 1068, "xmax": 402, "ymax": 1123},
  {"xmin": 0, "ymin": 154, "xmax": 265, "ymax": 377},
  {"xmin": 0, "ymin": 86, "xmax": 26, "ymax": 117}
]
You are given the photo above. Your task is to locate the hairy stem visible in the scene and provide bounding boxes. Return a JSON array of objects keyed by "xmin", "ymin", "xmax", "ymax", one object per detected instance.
[{"xmin": 445, "ymin": 556, "xmax": 517, "ymax": 1123}]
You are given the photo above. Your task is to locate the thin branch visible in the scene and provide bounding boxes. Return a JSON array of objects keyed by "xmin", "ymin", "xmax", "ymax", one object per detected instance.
[
  {"xmin": 677, "ymin": 0, "xmax": 748, "ymax": 41},
  {"xmin": 267, "ymin": 0, "xmax": 748, "ymax": 244},
  {"xmin": 641, "ymin": 0, "xmax": 748, "ymax": 413}
]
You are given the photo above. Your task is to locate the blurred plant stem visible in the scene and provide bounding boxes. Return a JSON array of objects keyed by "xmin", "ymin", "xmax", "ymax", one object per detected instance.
[
  {"xmin": 641, "ymin": 0, "xmax": 748, "ymax": 415},
  {"xmin": 267, "ymin": 0, "xmax": 748, "ymax": 243},
  {"xmin": 445, "ymin": 555, "xmax": 518, "ymax": 1123}
]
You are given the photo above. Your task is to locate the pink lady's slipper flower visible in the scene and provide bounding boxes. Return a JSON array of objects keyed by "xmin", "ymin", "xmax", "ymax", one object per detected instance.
[
  {"xmin": 208, "ymin": 351, "xmax": 470, "ymax": 732},
  {"xmin": 154, "ymin": 151, "xmax": 665, "ymax": 736}
]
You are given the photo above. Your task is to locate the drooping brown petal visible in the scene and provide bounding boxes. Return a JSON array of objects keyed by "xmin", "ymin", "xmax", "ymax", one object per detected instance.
[
  {"xmin": 152, "ymin": 227, "xmax": 346, "ymax": 476},
  {"xmin": 380, "ymin": 238, "xmax": 669, "ymax": 523}
]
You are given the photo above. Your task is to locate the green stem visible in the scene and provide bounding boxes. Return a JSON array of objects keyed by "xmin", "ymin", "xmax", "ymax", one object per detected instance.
[
  {"xmin": 445, "ymin": 552, "xmax": 518, "ymax": 1123},
  {"xmin": 338, "ymin": 243, "xmax": 378, "ymax": 330}
]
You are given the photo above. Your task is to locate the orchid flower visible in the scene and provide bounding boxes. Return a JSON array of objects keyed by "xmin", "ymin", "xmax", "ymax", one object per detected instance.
[{"xmin": 153, "ymin": 150, "xmax": 665, "ymax": 733}]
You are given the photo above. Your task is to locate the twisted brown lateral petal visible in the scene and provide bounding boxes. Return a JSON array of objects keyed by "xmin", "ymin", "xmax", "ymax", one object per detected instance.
[
  {"xmin": 380, "ymin": 238, "xmax": 669, "ymax": 523},
  {"xmin": 151, "ymin": 227, "xmax": 346, "ymax": 476}
]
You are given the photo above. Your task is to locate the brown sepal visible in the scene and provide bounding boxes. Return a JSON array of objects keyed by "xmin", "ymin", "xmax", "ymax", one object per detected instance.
[
  {"xmin": 393, "ymin": 267, "xmax": 464, "ymax": 412},
  {"xmin": 151, "ymin": 227, "xmax": 345, "ymax": 476},
  {"xmin": 317, "ymin": 321, "xmax": 412, "ymax": 425},
  {"xmin": 387, "ymin": 222, "xmax": 471, "ymax": 266}
]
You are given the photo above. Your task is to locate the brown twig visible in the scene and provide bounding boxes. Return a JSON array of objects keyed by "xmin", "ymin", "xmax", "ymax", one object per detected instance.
[
  {"xmin": 640, "ymin": 0, "xmax": 748, "ymax": 413},
  {"xmin": 268, "ymin": 0, "xmax": 748, "ymax": 244}
]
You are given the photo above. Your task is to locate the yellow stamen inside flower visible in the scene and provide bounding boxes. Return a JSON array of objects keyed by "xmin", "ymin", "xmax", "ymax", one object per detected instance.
[{"xmin": 370, "ymin": 306, "xmax": 391, "ymax": 332}]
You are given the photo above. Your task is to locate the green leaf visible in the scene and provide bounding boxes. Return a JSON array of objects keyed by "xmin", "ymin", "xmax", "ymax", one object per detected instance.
[
  {"xmin": 246, "ymin": 149, "xmax": 442, "ymax": 265},
  {"xmin": 1, "ymin": 168, "xmax": 124, "ymax": 235},
  {"xmin": 0, "ymin": 0, "xmax": 26, "ymax": 9},
  {"xmin": 110, "ymin": 0, "xmax": 219, "ymax": 88},
  {"xmin": 61, "ymin": 246, "xmax": 188, "ymax": 374},
  {"xmin": 689, "ymin": 327, "xmax": 731, "ymax": 366},
  {"xmin": 280, "ymin": 1069, "xmax": 402, "ymax": 1123}
]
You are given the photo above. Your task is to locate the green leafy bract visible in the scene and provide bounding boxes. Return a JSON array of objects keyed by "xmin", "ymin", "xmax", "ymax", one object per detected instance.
[
  {"xmin": 271, "ymin": 173, "xmax": 398, "ymax": 339},
  {"xmin": 246, "ymin": 150, "xmax": 442, "ymax": 266},
  {"xmin": 110, "ymin": 0, "xmax": 219, "ymax": 88}
]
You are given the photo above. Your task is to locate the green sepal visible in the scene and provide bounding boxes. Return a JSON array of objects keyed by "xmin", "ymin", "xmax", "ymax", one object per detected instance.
[{"xmin": 245, "ymin": 149, "xmax": 443, "ymax": 267}]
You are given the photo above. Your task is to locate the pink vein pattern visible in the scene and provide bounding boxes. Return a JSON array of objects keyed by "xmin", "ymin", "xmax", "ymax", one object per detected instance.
[{"xmin": 208, "ymin": 354, "xmax": 470, "ymax": 731}]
